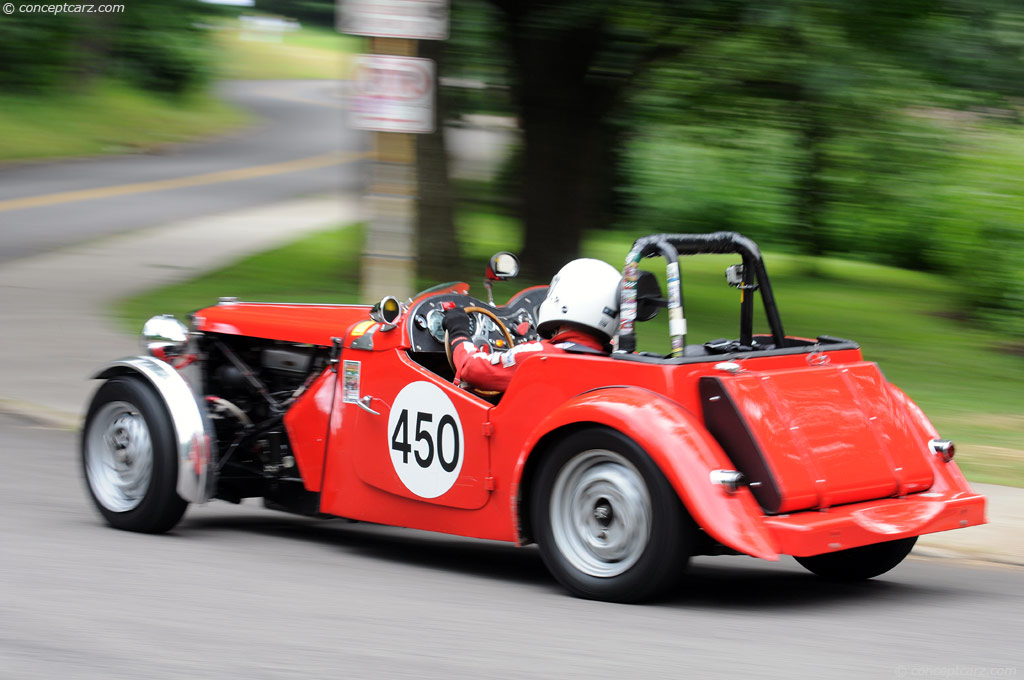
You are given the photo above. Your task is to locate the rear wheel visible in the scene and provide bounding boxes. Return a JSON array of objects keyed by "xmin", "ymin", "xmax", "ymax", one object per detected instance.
[
  {"xmin": 795, "ymin": 536, "xmax": 917, "ymax": 581},
  {"xmin": 531, "ymin": 428, "xmax": 694, "ymax": 603},
  {"xmin": 82, "ymin": 376, "xmax": 187, "ymax": 533}
]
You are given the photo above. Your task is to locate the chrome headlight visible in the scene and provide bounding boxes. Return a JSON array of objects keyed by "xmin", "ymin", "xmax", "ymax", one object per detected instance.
[{"xmin": 141, "ymin": 314, "xmax": 190, "ymax": 358}]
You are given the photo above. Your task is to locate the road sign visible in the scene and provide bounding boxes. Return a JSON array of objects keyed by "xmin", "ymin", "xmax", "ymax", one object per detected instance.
[
  {"xmin": 338, "ymin": 0, "xmax": 448, "ymax": 41},
  {"xmin": 350, "ymin": 55, "xmax": 435, "ymax": 134}
]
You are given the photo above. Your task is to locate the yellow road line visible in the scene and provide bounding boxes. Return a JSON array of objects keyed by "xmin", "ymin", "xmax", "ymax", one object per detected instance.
[{"xmin": 0, "ymin": 149, "xmax": 373, "ymax": 213}]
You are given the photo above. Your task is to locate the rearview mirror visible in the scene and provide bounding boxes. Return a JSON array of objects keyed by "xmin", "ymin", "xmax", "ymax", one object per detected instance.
[{"xmin": 486, "ymin": 252, "xmax": 519, "ymax": 281}]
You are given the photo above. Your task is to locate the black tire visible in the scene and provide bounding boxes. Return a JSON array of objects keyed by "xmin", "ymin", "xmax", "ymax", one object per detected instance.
[
  {"xmin": 531, "ymin": 428, "xmax": 694, "ymax": 603},
  {"xmin": 81, "ymin": 376, "xmax": 188, "ymax": 533},
  {"xmin": 795, "ymin": 536, "xmax": 917, "ymax": 581}
]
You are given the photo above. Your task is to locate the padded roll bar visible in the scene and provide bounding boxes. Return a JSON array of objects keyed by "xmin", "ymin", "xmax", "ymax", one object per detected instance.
[{"xmin": 618, "ymin": 232, "xmax": 787, "ymax": 355}]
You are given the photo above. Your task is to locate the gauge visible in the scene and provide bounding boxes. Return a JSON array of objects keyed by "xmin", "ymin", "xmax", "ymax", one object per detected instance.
[
  {"xmin": 471, "ymin": 312, "xmax": 493, "ymax": 340},
  {"xmin": 426, "ymin": 307, "xmax": 476, "ymax": 342},
  {"xmin": 425, "ymin": 309, "xmax": 445, "ymax": 342}
]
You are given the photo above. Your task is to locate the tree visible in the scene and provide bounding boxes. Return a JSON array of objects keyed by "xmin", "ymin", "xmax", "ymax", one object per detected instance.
[
  {"xmin": 482, "ymin": 0, "xmax": 745, "ymax": 277},
  {"xmin": 416, "ymin": 38, "xmax": 462, "ymax": 281}
]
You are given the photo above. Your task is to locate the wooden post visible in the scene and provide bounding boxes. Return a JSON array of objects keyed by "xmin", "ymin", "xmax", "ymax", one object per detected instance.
[{"xmin": 361, "ymin": 37, "xmax": 419, "ymax": 303}]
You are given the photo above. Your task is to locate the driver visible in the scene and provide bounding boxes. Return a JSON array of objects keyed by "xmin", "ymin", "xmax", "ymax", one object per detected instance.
[{"xmin": 443, "ymin": 258, "xmax": 622, "ymax": 393}]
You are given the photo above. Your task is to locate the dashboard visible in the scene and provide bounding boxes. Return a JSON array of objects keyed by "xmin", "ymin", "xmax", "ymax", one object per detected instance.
[{"xmin": 405, "ymin": 287, "xmax": 549, "ymax": 353}]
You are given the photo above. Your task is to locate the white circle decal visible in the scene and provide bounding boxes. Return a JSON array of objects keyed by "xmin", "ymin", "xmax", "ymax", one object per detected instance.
[{"xmin": 387, "ymin": 381, "xmax": 464, "ymax": 498}]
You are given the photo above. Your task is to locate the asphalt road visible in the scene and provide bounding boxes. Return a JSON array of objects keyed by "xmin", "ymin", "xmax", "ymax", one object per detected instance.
[
  {"xmin": 0, "ymin": 80, "xmax": 369, "ymax": 262},
  {"xmin": 3, "ymin": 412, "xmax": 1021, "ymax": 680}
]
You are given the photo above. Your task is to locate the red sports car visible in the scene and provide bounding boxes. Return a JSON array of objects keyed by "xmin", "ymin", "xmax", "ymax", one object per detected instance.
[{"xmin": 81, "ymin": 232, "xmax": 986, "ymax": 602}]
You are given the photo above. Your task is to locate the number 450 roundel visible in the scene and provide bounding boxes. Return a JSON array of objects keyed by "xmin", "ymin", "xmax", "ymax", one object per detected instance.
[{"xmin": 387, "ymin": 382, "xmax": 465, "ymax": 498}]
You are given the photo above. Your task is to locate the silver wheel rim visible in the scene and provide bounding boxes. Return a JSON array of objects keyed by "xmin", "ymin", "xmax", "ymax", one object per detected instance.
[
  {"xmin": 85, "ymin": 401, "xmax": 154, "ymax": 512},
  {"xmin": 549, "ymin": 450, "xmax": 652, "ymax": 578}
]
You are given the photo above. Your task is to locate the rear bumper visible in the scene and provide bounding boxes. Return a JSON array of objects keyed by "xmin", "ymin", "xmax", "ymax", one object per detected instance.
[{"xmin": 762, "ymin": 490, "xmax": 987, "ymax": 557}]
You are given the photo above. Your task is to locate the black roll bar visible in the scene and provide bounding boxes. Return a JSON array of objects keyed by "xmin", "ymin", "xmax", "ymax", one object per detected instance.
[{"xmin": 618, "ymin": 232, "xmax": 787, "ymax": 355}]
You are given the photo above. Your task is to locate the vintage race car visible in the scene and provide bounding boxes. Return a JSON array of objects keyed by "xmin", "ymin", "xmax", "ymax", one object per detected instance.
[{"xmin": 82, "ymin": 232, "xmax": 986, "ymax": 602}]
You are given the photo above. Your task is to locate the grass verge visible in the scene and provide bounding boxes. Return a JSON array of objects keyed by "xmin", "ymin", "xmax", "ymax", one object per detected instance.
[
  {"xmin": 115, "ymin": 223, "xmax": 365, "ymax": 330},
  {"xmin": 212, "ymin": 22, "xmax": 363, "ymax": 80},
  {"xmin": 117, "ymin": 214, "xmax": 1024, "ymax": 487},
  {"xmin": 0, "ymin": 81, "xmax": 248, "ymax": 163}
]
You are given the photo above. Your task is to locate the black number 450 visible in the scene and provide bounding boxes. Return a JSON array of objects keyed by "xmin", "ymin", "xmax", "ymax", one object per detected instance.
[{"xmin": 391, "ymin": 409, "xmax": 460, "ymax": 472}]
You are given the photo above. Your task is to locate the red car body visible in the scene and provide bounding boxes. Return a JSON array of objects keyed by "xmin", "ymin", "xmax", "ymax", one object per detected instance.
[
  {"xmin": 83, "ymin": 232, "xmax": 985, "ymax": 601},
  {"xmin": 194, "ymin": 298, "xmax": 983, "ymax": 559}
]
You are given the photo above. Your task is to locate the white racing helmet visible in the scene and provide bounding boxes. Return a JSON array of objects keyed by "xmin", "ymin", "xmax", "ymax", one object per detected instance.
[{"xmin": 537, "ymin": 258, "xmax": 622, "ymax": 341}]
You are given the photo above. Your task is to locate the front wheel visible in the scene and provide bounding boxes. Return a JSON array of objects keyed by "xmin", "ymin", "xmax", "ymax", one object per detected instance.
[
  {"xmin": 531, "ymin": 428, "xmax": 694, "ymax": 603},
  {"xmin": 795, "ymin": 536, "xmax": 917, "ymax": 581},
  {"xmin": 81, "ymin": 376, "xmax": 187, "ymax": 533}
]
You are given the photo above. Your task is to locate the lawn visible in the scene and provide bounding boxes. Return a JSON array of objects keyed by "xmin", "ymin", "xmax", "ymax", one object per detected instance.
[
  {"xmin": 212, "ymin": 20, "xmax": 363, "ymax": 80},
  {"xmin": 0, "ymin": 81, "xmax": 248, "ymax": 163},
  {"xmin": 116, "ymin": 212, "xmax": 1024, "ymax": 488}
]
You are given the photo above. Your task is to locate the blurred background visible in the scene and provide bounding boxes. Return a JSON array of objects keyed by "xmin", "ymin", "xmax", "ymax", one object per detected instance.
[{"xmin": 1, "ymin": 0, "xmax": 1023, "ymax": 482}]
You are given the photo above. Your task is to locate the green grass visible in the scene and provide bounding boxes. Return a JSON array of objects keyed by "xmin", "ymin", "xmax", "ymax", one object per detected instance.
[
  {"xmin": 115, "ymin": 224, "xmax": 366, "ymax": 330},
  {"xmin": 212, "ymin": 21, "xmax": 363, "ymax": 80},
  {"xmin": 0, "ymin": 81, "xmax": 248, "ymax": 163},
  {"xmin": 117, "ymin": 213, "xmax": 1024, "ymax": 487}
]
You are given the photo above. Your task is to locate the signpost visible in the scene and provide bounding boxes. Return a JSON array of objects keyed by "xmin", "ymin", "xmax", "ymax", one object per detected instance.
[
  {"xmin": 338, "ymin": 0, "xmax": 448, "ymax": 40},
  {"xmin": 350, "ymin": 55, "xmax": 435, "ymax": 134},
  {"xmin": 338, "ymin": 0, "xmax": 447, "ymax": 302}
]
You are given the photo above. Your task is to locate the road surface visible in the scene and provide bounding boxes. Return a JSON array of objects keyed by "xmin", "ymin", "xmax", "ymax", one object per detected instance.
[
  {"xmin": 0, "ymin": 80, "xmax": 369, "ymax": 262},
  {"xmin": 2, "ymin": 413, "xmax": 1021, "ymax": 679}
]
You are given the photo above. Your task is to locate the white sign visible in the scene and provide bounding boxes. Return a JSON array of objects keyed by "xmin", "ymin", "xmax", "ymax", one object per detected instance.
[
  {"xmin": 338, "ymin": 0, "xmax": 448, "ymax": 40},
  {"xmin": 350, "ymin": 55, "xmax": 435, "ymax": 133},
  {"xmin": 387, "ymin": 381, "xmax": 464, "ymax": 499}
]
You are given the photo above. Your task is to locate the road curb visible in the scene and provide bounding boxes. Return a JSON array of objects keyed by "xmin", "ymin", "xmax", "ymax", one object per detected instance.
[
  {"xmin": 913, "ymin": 544, "xmax": 1024, "ymax": 569},
  {"xmin": 0, "ymin": 397, "xmax": 81, "ymax": 431}
]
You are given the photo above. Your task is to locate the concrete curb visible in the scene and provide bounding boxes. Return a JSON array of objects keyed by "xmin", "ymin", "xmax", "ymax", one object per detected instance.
[{"xmin": 0, "ymin": 398, "xmax": 81, "ymax": 431}]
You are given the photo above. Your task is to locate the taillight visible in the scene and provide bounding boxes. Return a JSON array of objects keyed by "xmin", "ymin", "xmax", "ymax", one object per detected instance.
[{"xmin": 929, "ymin": 439, "xmax": 955, "ymax": 463}]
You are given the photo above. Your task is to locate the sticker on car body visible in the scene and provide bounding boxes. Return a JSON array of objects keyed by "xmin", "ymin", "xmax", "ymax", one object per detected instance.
[
  {"xmin": 342, "ymin": 360, "xmax": 361, "ymax": 403},
  {"xmin": 387, "ymin": 381, "xmax": 465, "ymax": 498}
]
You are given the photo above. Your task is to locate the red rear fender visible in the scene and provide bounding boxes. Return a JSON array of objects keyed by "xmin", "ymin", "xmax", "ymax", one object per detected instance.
[{"xmin": 514, "ymin": 386, "xmax": 780, "ymax": 560}]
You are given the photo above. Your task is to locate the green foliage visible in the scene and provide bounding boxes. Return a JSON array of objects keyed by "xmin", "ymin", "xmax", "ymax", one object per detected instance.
[
  {"xmin": 616, "ymin": 0, "xmax": 1024, "ymax": 333},
  {"xmin": 252, "ymin": 0, "xmax": 336, "ymax": 27},
  {"xmin": 0, "ymin": 0, "xmax": 212, "ymax": 95},
  {"xmin": 110, "ymin": 1, "xmax": 213, "ymax": 94},
  {"xmin": 0, "ymin": 13, "xmax": 80, "ymax": 91}
]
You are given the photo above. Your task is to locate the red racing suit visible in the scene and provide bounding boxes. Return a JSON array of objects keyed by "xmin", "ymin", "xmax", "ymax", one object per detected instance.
[{"xmin": 450, "ymin": 329, "xmax": 608, "ymax": 393}]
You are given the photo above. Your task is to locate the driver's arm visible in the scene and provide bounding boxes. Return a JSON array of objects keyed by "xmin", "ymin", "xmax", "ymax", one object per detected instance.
[{"xmin": 443, "ymin": 308, "xmax": 543, "ymax": 393}]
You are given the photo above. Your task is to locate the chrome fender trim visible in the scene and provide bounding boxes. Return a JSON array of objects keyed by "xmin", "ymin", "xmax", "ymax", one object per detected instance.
[{"xmin": 92, "ymin": 356, "xmax": 216, "ymax": 504}]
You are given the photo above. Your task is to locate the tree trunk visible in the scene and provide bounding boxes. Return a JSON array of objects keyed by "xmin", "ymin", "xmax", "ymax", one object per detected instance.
[
  {"xmin": 518, "ymin": 103, "xmax": 620, "ymax": 278},
  {"xmin": 416, "ymin": 39, "xmax": 462, "ymax": 281},
  {"xmin": 791, "ymin": 101, "xmax": 831, "ymax": 256},
  {"xmin": 506, "ymin": 24, "xmax": 622, "ymax": 280}
]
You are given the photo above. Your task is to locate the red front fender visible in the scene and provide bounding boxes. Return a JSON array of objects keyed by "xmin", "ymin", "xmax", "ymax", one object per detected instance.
[{"xmin": 512, "ymin": 386, "xmax": 780, "ymax": 561}]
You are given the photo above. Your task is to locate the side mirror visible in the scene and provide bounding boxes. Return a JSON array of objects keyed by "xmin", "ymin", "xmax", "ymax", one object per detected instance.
[
  {"xmin": 484, "ymin": 252, "xmax": 519, "ymax": 305},
  {"xmin": 486, "ymin": 252, "xmax": 519, "ymax": 281},
  {"xmin": 370, "ymin": 295, "xmax": 403, "ymax": 329}
]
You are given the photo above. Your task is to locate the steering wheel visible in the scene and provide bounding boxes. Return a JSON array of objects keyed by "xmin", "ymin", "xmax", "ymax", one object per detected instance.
[{"xmin": 445, "ymin": 306, "xmax": 517, "ymax": 396}]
